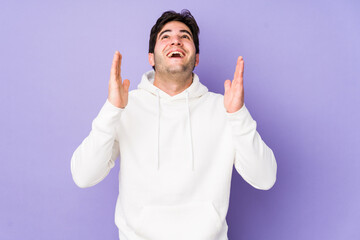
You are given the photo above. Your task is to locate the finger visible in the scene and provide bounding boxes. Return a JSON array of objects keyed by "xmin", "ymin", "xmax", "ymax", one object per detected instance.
[
  {"xmin": 239, "ymin": 56, "xmax": 244, "ymax": 81},
  {"xmin": 111, "ymin": 51, "xmax": 118, "ymax": 75},
  {"xmin": 224, "ymin": 79, "xmax": 231, "ymax": 95},
  {"xmin": 117, "ymin": 52, "xmax": 122, "ymax": 80},
  {"xmin": 233, "ymin": 56, "xmax": 244, "ymax": 82},
  {"xmin": 123, "ymin": 79, "xmax": 130, "ymax": 92},
  {"xmin": 110, "ymin": 51, "xmax": 121, "ymax": 80}
]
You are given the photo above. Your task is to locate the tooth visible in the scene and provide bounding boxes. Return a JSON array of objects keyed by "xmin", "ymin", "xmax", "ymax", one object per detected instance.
[{"xmin": 168, "ymin": 51, "xmax": 184, "ymax": 57}]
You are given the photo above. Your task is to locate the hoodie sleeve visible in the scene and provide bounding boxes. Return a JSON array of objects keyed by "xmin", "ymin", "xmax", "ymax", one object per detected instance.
[
  {"xmin": 71, "ymin": 99, "xmax": 123, "ymax": 188},
  {"xmin": 226, "ymin": 104, "xmax": 277, "ymax": 190}
]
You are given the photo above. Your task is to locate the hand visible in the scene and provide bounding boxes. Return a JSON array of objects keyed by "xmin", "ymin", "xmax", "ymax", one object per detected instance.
[
  {"xmin": 224, "ymin": 56, "xmax": 244, "ymax": 113},
  {"xmin": 108, "ymin": 51, "xmax": 130, "ymax": 108}
]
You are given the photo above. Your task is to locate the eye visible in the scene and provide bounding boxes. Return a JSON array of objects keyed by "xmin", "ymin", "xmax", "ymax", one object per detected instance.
[
  {"xmin": 161, "ymin": 35, "xmax": 169, "ymax": 39},
  {"xmin": 181, "ymin": 35, "xmax": 190, "ymax": 39}
]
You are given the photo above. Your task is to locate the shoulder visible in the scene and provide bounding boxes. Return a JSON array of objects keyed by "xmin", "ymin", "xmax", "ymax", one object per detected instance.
[
  {"xmin": 203, "ymin": 91, "xmax": 224, "ymax": 105},
  {"xmin": 128, "ymin": 88, "xmax": 142, "ymax": 97},
  {"xmin": 126, "ymin": 88, "xmax": 157, "ymax": 111},
  {"xmin": 206, "ymin": 91, "xmax": 224, "ymax": 99},
  {"xmin": 197, "ymin": 91, "xmax": 226, "ymax": 114},
  {"xmin": 128, "ymin": 88, "xmax": 151, "ymax": 101}
]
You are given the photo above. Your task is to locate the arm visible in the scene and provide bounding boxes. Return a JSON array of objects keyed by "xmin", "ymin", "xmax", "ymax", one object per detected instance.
[
  {"xmin": 224, "ymin": 56, "xmax": 277, "ymax": 190},
  {"xmin": 71, "ymin": 51, "xmax": 130, "ymax": 188},
  {"xmin": 226, "ymin": 105, "xmax": 277, "ymax": 190},
  {"xmin": 71, "ymin": 100, "xmax": 123, "ymax": 188}
]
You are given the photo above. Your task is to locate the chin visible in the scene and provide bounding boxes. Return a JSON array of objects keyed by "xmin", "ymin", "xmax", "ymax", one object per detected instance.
[
  {"xmin": 167, "ymin": 67, "xmax": 185, "ymax": 74},
  {"xmin": 167, "ymin": 64, "xmax": 194, "ymax": 74}
]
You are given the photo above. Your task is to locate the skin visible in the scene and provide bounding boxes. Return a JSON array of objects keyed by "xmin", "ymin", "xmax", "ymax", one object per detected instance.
[
  {"xmin": 108, "ymin": 52, "xmax": 130, "ymax": 109},
  {"xmin": 224, "ymin": 56, "xmax": 245, "ymax": 113},
  {"xmin": 107, "ymin": 21, "xmax": 245, "ymax": 113},
  {"xmin": 149, "ymin": 21, "xmax": 199, "ymax": 96}
]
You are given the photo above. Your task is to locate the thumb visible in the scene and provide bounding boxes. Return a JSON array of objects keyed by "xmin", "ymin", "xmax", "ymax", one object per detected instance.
[
  {"xmin": 224, "ymin": 80, "xmax": 231, "ymax": 95},
  {"xmin": 123, "ymin": 79, "xmax": 130, "ymax": 92}
]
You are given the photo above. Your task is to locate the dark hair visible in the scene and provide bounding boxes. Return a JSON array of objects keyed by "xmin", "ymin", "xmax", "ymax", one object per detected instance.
[{"xmin": 149, "ymin": 9, "xmax": 200, "ymax": 55}]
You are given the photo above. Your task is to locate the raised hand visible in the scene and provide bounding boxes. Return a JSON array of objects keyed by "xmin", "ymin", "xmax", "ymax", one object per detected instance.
[
  {"xmin": 224, "ymin": 56, "xmax": 245, "ymax": 113},
  {"xmin": 108, "ymin": 51, "xmax": 130, "ymax": 108}
]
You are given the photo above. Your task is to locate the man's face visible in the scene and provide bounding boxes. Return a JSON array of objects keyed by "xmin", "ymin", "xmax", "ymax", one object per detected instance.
[{"xmin": 149, "ymin": 21, "xmax": 199, "ymax": 74}]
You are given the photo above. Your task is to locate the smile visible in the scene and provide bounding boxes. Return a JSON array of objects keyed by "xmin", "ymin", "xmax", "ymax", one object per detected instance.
[{"xmin": 167, "ymin": 50, "xmax": 185, "ymax": 58}]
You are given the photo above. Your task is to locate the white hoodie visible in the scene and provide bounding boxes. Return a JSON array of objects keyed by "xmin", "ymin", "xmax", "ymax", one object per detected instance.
[{"xmin": 71, "ymin": 70, "xmax": 277, "ymax": 240}]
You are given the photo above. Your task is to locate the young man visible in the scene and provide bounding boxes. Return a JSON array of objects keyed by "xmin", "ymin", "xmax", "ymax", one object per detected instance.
[{"xmin": 71, "ymin": 10, "xmax": 277, "ymax": 240}]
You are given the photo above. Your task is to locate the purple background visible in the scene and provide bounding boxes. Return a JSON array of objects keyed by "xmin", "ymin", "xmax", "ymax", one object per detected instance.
[{"xmin": 1, "ymin": 0, "xmax": 359, "ymax": 239}]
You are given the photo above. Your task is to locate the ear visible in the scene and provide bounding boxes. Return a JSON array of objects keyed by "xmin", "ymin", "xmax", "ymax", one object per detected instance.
[
  {"xmin": 195, "ymin": 53, "xmax": 199, "ymax": 66},
  {"xmin": 148, "ymin": 53, "xmax": 155, "ymax": 67}
]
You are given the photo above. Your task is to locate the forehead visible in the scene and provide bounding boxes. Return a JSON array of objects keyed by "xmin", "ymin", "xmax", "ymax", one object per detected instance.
[{"xmin": 158, "ymin": 21, "xmax": 191, "ymax": 36}]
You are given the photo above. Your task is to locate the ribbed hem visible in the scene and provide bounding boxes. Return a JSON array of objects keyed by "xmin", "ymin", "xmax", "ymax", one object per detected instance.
[
  {"xmin": 225, "ymin": 104, "xmax": 256, "ymax": 135},
  {"xmin": 91, "ymin": 99, "xmax": 124, "ymax": 135},
  {"xmin": 225, "ymin": 104, "xmax": 251, "ymax": 120}
]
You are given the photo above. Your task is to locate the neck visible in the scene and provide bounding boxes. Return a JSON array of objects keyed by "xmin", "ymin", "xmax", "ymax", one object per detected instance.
[{"xmin": 153, "ymin": 71, "xmax": 193, "ymax": 96}]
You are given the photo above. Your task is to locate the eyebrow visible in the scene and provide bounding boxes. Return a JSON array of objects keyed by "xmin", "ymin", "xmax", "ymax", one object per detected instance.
[{"xmin": 158, "ymin": 29, "xmax": 193, "ymax": 39}]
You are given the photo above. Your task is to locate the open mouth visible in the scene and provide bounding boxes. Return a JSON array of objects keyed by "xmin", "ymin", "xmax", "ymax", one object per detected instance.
[{"xmin": 167, "ymin": 51, "xmax": 185, "ymax": 58}]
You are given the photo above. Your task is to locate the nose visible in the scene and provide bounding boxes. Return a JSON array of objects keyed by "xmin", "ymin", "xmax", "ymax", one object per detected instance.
[{"xmin": 171, "ymin": 36, "xmax": 182, "ymax": 46}]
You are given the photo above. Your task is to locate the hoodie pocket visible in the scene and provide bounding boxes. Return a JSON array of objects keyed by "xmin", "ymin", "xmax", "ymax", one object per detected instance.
[{"xmin": 134, "ymin": 201, "xmax": 222, "ymax": 240}]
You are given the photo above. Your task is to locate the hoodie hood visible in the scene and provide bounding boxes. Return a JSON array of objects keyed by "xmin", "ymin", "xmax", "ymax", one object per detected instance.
[
  {"xmin": 138, "ymin": 70, "xmax": 208, "ymax": 171},
  {"xmin": 138, "ymin": 70, "xmax": 208, "ymax": 100}
]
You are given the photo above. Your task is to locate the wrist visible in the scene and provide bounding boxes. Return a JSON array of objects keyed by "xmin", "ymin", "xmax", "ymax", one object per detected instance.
[
  {"xmin": 226, "ymin": 103, "xmax": 244, "ymax": 113},
  {"xmin": 107, "ymin": 97, "xmax": 125, "ymax": 109}
]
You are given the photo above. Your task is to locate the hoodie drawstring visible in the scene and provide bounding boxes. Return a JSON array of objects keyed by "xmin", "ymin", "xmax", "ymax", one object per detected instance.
[
  {"xmin": 156, "ymin": 89, "xmax": 160, "ymax": 170},
  {"xmin": 186, "ymin": 91, "xmax": 195, "ymax": 171},
  {"xmin": 155, "ymin": 90, "xmax": 194, "ymax": 171}
]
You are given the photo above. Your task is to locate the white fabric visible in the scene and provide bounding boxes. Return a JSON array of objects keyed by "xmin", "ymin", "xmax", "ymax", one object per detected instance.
[{"xmin": 71, "ymin": 70, "xmax": 277, "ymax": 240}]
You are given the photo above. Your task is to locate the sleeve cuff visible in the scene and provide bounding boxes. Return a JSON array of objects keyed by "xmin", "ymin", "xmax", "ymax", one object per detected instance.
[
  {"xmin": 226, "ymin": 104, "xmax": 251, "ymax": 120},
  {"xmin": 104, "ymin": 98, "xmax": 125, "ymax": 111},
  {"xmin": 92, "ymin": 99, "xmax": 124, "ymax": 135},
  {"xmin": 225, "ymin": 104, "xmax": 256, "ymax": 134}
]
